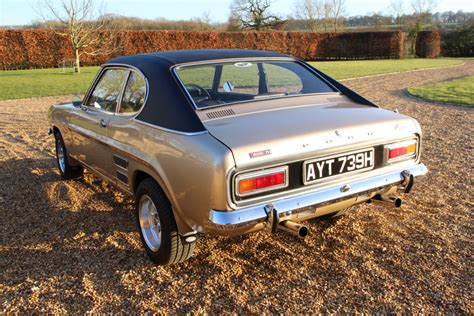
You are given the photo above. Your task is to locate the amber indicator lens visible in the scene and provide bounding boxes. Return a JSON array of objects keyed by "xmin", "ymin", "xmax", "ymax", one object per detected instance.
[{"xmin": 239, "ymin": 172, "xmax": 285, "ymax": 194}]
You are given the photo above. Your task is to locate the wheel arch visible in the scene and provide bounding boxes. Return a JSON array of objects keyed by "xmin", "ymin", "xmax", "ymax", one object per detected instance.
[
  {"xmin": 131, "ymin": 168, "xmax": 194, "ymax": 236},
  {"xmin": 130, "ymin": 166, "xmax": 195, "ymax": 236}
]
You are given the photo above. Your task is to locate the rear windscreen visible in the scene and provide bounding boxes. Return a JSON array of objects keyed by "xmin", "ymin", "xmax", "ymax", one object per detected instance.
[{"xmin": 175, "ymin": 60, "xmax": 336, "ymax": 109}]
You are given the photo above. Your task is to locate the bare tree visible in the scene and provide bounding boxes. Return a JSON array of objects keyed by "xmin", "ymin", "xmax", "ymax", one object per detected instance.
[
  {"xmin": 409, "ymin": 0, "xmax": 438, "ymax": 55},
  {"xmin": 411, "ymin": 0, "xmax": 438, "ymax": 19},
  {"xmin": 230, "ymin": 0, "xmax": 282, "ymax": 31},
  {"xmin": 322, "ymin": 0, "xmax": 333, "ymax": 31},
  {"xmin": 37, "ymin": 0, "xmax": 117, "ymax": 73},
  {"xmin": 330, "ymin": 0, "xmax": 346, "ymax": 31},
  {"xmin": 294, "ymin": 0, "xmax": 324, "ymax": 32},
  {"xmin": 389, "ymin": 0, "xmax": 405, "ymax": 27}
]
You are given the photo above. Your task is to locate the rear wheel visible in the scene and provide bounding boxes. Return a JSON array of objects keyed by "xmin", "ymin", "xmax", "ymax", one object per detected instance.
[
  {"xmin": 135, "ymin": 178, "xmax": 195, "ymax": 265},
  {"xmin": 54, "ymin": 132, "xmax": 83, "ymax": 180}
]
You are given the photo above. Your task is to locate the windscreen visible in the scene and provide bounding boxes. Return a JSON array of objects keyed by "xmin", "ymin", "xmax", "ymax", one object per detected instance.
[{"xmin": 175, "ymin": 60, "xmax": 336, "ymax": 109}]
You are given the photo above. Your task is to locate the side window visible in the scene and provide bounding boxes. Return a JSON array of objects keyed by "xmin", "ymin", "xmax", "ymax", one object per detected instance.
[
  {"xmin": 265, "ymin": 63, "xmax": 303, "ymax": 94},
  {"xmin": 87, "ymin": 68, "xmax": 128, "ymax": 112},
  {"xmin": 120, "ymin": 72, "xmax": 146, "ymax": 114}
]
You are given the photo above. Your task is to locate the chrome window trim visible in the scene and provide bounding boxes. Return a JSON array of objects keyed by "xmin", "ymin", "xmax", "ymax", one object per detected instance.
[
  {"xmin": 83, "ymin": 66, "xmax": 129, "ymax": 114},
  {"xmin": 83, "ymin": 64, "xmax": 150, "ymax": 119},
  {"xmin": 132, "ymin": 119, "xmax": 209, "ymax": 136},
  {"xmin": 234, "ymin": 166, "xmax": 289, "ymax": 197},
  {"xmin": 115, "ymin": 69, "xmax": 132, "ymax": 114},
  {"xmin": 171, "ymin": 58, "xmax": 340, "ymax": 111}
]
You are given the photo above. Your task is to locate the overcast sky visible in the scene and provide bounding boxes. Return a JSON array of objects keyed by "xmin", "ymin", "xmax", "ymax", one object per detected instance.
[{"xmin": 1, "ymin": 0, "xmax": 473, "ymax": 26}]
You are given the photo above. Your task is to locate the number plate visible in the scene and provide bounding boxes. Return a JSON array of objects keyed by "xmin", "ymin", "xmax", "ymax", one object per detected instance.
[{"xmin": 303, "ymin": 148, "xmax": 375, "ymax": 185}]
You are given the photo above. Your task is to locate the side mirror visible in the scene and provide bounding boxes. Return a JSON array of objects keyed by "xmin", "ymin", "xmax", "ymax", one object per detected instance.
[
  {"xmin": 223, "ymin": 81, "xmax": 234, "ymax": 93},
  {"xmin": 72, "ymin": 95, "xmax": 82, "ymax": 107}
]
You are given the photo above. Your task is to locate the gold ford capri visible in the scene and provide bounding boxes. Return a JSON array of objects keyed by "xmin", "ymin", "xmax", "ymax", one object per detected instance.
[{"xmin": 48, "ymin": 49, "xmax": 427, "ymax": 265}]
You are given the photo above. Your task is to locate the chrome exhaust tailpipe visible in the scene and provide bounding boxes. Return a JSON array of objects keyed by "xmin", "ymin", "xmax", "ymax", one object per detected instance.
[
  {"xmin": 372, "ymin": 195, "xmax": 402, "ymax": 208},
  {"xmin": 278, "ymin": 220, "xmax": 309, "ymax": 238}
]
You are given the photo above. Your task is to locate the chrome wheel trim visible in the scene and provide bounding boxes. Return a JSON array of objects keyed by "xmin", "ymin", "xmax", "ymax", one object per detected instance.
[
  {"xmin": 138, "ymin": 194, "xmax": 162, "ymax": 252},
  {"xmin": 56, "ymin": 139, "xmax": 66, "ymax": 173}
]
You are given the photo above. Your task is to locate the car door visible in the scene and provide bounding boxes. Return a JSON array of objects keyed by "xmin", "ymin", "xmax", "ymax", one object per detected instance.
[
  {"xmin": 68, "ymin": 67, "xmax": 129, "ymax": 179},
  {"xmin": 104, "ymin": 69, "xmax": 148, "ymax": 189}
]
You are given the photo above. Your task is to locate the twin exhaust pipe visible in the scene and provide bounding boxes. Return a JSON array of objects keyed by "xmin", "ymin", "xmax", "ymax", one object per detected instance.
[
  {"xmin": 278, "ymin": 220, "xmax": 309, "ymax": 238},
  {"xmin": 267, "ymin": 194, "xmax": 402, "ymax": 239},
  {"xmin": 266, "ymin": 204, "xmax": 310, "ymax": 238},
  {"xmin": 371, "ymin": 195, "xmax": 402, "ymax": 208}
]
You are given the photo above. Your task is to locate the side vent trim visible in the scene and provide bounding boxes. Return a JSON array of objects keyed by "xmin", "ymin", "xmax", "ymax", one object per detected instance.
[
  {"xmin": 116, "ymin": 170, "xmax": 128, "ymax": 184},
  {"xmin": 206, "ymin": 108, "xmax": 235, "ymax": 119},
  {"xmin": 113, "ymin": 155, "xmax": 128, "ymax": 169}
]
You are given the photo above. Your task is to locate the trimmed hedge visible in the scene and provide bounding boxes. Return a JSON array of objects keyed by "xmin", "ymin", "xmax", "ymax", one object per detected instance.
[
  {"xmin": 0, "ymin": 29, "xmax": 404, "ymax": 70},
  {"xmin": 416, "ymin": 31, "xmax": 441, "ymax": 58}
]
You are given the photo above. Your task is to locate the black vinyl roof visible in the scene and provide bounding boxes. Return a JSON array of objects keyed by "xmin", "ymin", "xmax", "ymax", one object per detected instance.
[
  {"xmin": 102, "ymin": 49, "xmax": 375, "ymax": 133},
  {"xmin": 104, "ymin": 50, "xmax": 293, "ymax": 133},
  {"xmin": 107, "ymin": 49, "xmax": 291, "ymax": 67}
]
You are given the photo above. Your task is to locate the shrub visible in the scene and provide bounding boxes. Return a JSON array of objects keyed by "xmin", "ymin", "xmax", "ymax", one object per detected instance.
[
  {"xmin": 441, "ymin": 21, "xmax": 474, "ymax": 57},
  {"xmin": 415, "ymin": 30, "xmax": 441, "ymax": 58}
]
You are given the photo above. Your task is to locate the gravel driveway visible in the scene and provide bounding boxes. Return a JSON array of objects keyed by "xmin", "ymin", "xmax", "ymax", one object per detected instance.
[{"xmin": 1, "ymin": 61, "xmax": 473, "ymax": 313}]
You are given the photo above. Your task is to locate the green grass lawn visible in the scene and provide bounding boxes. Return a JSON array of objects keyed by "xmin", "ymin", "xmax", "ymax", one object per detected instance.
[
  {"xmin": 309, "ymin": 58, "xmax": 463, "ymax": 80},
  {"xmin": 0, "ymin": 67, "xmax": 100, "ymax": 100},
  {"xmin": 0, "ymin": 58, "xmax": 465, "ymax": 100},
  {"xmin": 407, "ymin": 75, "xmax": 474, "ymax": 106}
]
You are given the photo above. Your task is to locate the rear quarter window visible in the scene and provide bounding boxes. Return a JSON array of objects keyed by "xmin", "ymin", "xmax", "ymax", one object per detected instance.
[{"xmin": 119, "ymin": 71, "xmax": 146, "ymax": 114}]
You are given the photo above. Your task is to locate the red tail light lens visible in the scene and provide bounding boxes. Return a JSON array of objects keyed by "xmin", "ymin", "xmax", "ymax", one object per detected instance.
[
  {"xmin": 237, "ymin": 167, "xmax": 288, "ymax": 196},
  {"xmin": 385, "ymin": 140, "xmax": 417, "ymax": 162}
]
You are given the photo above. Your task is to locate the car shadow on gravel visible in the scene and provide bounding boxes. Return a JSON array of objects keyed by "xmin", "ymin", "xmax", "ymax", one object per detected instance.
[
  {"xmin": 1, "ymin": 157, "xmax": 470, "ymax": 313},
  {"xmin": 0, "ymin": 157, "xmax": 153, "ymax": 312},
  {"xmin": 0, "ymin": 157, "xmax": 337, "ymax": 312}
]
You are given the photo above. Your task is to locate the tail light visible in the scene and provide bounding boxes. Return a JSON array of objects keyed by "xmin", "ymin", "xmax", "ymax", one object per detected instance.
[
  {"xmin": 235, "ymin": 166, "xmax": 288, "ymax": 197},
  {"xmin": 384, "ymin": 139, "xmax": 417, "ymax": 163}
]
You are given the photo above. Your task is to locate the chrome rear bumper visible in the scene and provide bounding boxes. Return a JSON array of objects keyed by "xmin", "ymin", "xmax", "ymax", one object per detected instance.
[{"xmin": 209, "ymin": 163, "xmax": 427, "ymax": 229}]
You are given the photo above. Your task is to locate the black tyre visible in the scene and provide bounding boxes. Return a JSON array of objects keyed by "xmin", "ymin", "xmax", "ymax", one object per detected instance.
[
  {"xmin": 135, "ymin": 178, "xmax": 196, "ymax": 265},
  {"xmin": 55, "ymin": 132, "xmax": 83, "ymax": 180}
]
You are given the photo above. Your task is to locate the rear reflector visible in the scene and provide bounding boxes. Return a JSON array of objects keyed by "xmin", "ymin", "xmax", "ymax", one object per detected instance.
[
  {"xmin": 385, "ymin": 140, "xmax": 417, "ymax": 161},
  {"xmin": 237, "ymin": 167, "xmax": 288, "ymax": 196}
]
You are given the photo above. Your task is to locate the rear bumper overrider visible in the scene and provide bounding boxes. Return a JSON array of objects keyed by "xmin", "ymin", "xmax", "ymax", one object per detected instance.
[{"xmin": 209, "ymin": 163, "xmax": 427, "ymax": 230}]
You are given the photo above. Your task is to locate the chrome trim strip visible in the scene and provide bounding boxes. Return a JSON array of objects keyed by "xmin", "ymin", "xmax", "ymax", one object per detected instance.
[
  {"xmin": 173, "ymin": 57, "xmax": 296, "ymax": 68},
  {"xmin": 133, "ymin": 119, "xmax": 209, "ymax": 136},
  {"xmin": 210, "ymin": 163, "xmax": 427, "ymax": 227},
  {"xmin": 227, "ymin": 134, "xmax": 421, "ymax": 208},
  {"xmin": 115, "ymin": 69, "xmax": 132, "ymax": 114}
]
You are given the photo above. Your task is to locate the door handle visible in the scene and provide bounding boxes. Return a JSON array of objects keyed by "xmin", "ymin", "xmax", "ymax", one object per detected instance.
[{"xmin": 99, "ymin": 119, "xmax": 108, "ymax": 128}]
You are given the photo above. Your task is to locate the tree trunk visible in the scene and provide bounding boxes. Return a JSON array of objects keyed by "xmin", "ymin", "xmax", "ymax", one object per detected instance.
[{"xmin": 74, "ymin": 49, "xmax": 81, "ymax": 73}]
